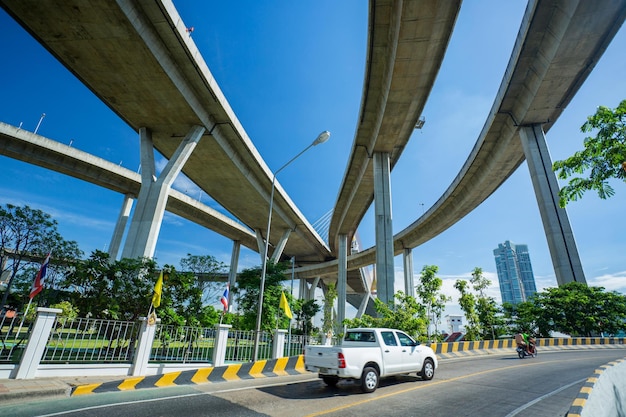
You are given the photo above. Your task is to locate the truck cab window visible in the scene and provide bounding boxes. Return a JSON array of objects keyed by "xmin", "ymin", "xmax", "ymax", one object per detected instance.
[
  {"xmin": 381, "ymin": 331, "xmax": 397, "ymax": 346},
  {"xmin": 397, "ymin": 332, "xmax": 415, "ymax": 347}
]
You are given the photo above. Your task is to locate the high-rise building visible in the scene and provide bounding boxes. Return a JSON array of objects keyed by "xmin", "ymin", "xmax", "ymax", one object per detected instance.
[{"xmin": 493, "ymin": 240, "xmax": 537, "ymax": 305}]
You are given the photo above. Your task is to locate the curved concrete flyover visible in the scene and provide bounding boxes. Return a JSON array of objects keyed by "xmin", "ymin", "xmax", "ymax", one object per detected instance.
[
  {"xmin": 0, "ymin": 122, "xmax": 259, "ymax": 253},
  {"xmin": 295, "ymin": 0, "xmax": 626, "ymax": 280},
  {"xmin": 0, "ymin": 0, "xmax": 330, "ymax": 264},
  {"xmin": 328, "ymin": 0, "xmax": 462, "ymax": 254}
]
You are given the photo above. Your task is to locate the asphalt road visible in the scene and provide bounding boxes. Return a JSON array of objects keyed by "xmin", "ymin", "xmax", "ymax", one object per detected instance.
[{"xmin": 4, "ymin": 349, "xmax": 625, "ymax": 417}]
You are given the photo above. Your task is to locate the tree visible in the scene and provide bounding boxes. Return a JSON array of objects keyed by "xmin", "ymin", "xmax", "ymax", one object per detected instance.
[
  {"xmin": 532, "ymin": 282, "xmax": 626, "ymax": 337},
  {"xmin": 0, "ymin": 204, "xmax": 82, "ymax": 310},
  {"xmin": 343, "ymin": 291, "xmax": 428, "ymax": 341},
  {"xmin": 500, "ymin": 301, "xmax": 546, "ymax": 337},
  {"xmin": 322, "ymin": 283, "xmax": 337, "ymax": 337},
  {"xmin": 60, "ymin": 251, "xmax": 220, "ymax": 327},
  {"xmin": 553, "ymin": 99, "xmax": 626, "ymax": 207},
  {"xmin": 415, "ymin": 265, "xmax": 450, "ymax": 340},
  {"xmin": 233, "ymin": 261, "xmax": 290, "ymax": 331},
  {"xmin": 293, "ymin": 298, "xmax": 320, "ymax": 337},
  {"xmin": 454, "ymin": 279, "xmax": 480, "ymax": 341},
  {"xmin": 179, "ymin": 254, "xmax": 228, "ymax": 306},
  {"xmin": 470, "ymin": 267, "xmax": 504, "ymax": 340}
]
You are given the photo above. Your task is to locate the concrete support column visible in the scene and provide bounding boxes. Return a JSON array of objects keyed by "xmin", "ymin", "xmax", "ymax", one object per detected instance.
[
  {"xmin": 403, "ymin": 248, "xmax": 415, "ymax": 297},
  {"xmin": 373, "ymin": 152, "xmax": 395, "ymax": 304},
  {"xmin": 337, "ymin": 234, "xmax": 348, "ymax": 332},
  {"xmin": 308, "ymin": 277, "xmax": 320, "ymax": 300},
  {"xmin": 227, "ymin": 241, "xmax": 240, "ymax": 309},
  {"xmin": 356, "ymin": 293, "xmax": 370, "ymax": 318},
  {"xmin": 270, "ymin": 229, "xmax": 292, "ymax": 263},
  {"xmin": 272, "ymin": 329, "xmax": 286, "ymax": 359},
  {"xmin": 108, "ymin": 194, "xmax": 134, "ymax": 261},
  {"xmin": 130, "ymin": 316, "xmax": 159, "ymax": 376},
  {"xmin": 299, "ymin": 278, "xmax": 307, "ymax": 300},
  {"xmin": 212, "ymin": 324, "xmax": 231, "ymax": 367},
  {"xmin": 16, "ymin": 308, "xmax": 62, "ymax": 379},
  {"xmin": 519, "ymin": 124, "xmax": 586, "ymax": 285},
  {"xmin": 122, "ymin": 125, "xmax": 205, "ymax": 259},
  {"xmin": 254, "ymin": 229, "xmax": 267, "ymax": 263}
]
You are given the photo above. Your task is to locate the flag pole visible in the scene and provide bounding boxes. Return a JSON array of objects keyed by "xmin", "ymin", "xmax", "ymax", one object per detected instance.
[
  {"xmin": 14, "ymin": 297, "xmax": 34, "ymax": 342},
  {"xmin": 15, "ymin": 251, "xmax": 52, "ymax": 341}
]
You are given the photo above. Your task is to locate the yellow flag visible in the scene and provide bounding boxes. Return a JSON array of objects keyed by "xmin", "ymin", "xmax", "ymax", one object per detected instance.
[
  {"xmin": 280, "ymin": 291, "xmax": 293, "ymax": 319},
  {"xmin": 152, "ymin": 271, "xmax": 163, "ymax": 308}
]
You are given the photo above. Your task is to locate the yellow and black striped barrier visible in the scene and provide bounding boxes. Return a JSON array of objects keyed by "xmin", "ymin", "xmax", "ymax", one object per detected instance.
[
  {"xmin": 72, "ymin": 355, "xmax": 306, "ymax": 396},
  {"xmin": 72, "ymin": 338, "xmax": 625, "ymax": 396},
  {"xmin": 430, "ymin": 337, "xmax": 626, "ymax": 359},
  {"xmin": 566, "ymin": 356, "xmax": 626, "ymax": 417}
]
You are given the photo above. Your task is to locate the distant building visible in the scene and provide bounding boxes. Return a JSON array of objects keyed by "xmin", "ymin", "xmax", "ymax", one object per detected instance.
[
  {"xmin": 493, "ymin": 240, "xmax": 537, "ymax": 304},
  {"xmin": 446, "ymin": 315, "xmax": 463, "ymax": 333}
]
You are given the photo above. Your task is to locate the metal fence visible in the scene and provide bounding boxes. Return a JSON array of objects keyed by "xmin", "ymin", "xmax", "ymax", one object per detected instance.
[
  {"xmin": 3, "ymin": 310, "xmax": 312, "ymax": 366},
  {"xmin": 40, "ymin": 317, "xmax": 140, "ymax": 363},
  {"xmin": 0, "ymin": 312, "xmax": 29, "ymax": 363},
  {"xmin": 224, "ymin": 329, "xmax": 271, "ymax": 362},
  {"xmin": 151, "ymin": 324, "xmax": 215, "ymax": 363},
  {"xmin": 284, "ymin": 334, "xmax": 314, "ymax": 357}
]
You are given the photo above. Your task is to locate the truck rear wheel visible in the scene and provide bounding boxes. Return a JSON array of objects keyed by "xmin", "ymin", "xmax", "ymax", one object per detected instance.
[
  {"xmin": 360, "ymin": 367, "xmax": 379, "ymax": 393},
  {"xmin": 322, "ymin": 376, "xmax": 339, "ymax": 387},
  {"xmin": 419, "ymin": 358, "xmax": 435, "ymax": 380}
]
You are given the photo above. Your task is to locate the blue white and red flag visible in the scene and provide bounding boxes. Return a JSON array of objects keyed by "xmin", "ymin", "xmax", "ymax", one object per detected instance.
[
  {"xmin": 220, "ymin": 284, "xmax": 229, "ymax": 312},
  {"xmin": 29, "ymin": 252, "xmax": 51, "ymax": 300}
]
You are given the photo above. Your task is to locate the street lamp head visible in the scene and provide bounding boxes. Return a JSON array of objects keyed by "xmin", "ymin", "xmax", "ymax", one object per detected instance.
[{"xmin": 312, "ymin": 130, "xmax": 331, "ymax": 146}]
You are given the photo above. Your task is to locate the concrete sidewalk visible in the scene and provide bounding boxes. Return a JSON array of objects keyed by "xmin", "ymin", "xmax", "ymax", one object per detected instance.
[{"xmin": 0, "ymin": 375, "xmax": 125, "ymax": 405}]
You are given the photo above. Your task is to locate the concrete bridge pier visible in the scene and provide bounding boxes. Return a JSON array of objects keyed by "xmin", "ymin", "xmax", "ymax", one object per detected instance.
[
  {"xmin": 519, "ymin": 124, "xmax": 586, "ymax": 286},
  {"xmin": 108, "ymin": 194, "xmax": 134, "ymax": 261},
  {"xmin": 122, "ymin": 125, "xmax": 205, "ymax": 259},
  {"xmin": 336, "ymin": 234, "xmax": 348, "ymax": 331},
  {"xmin": 373, "ymin": 152, "xmax": 395, "ymax": 304},
  {"xmin": 403, "ymin": 248, "xmax": 415, "ymax": 297},
  {"xmin": 226, "ymin": 240, "xmax": 240, "ymax": 309}
]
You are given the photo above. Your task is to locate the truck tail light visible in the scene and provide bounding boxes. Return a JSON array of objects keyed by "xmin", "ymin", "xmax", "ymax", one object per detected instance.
[{"xmin": 338, "ymin": 352, "xmax": 346, "ymax": 369}]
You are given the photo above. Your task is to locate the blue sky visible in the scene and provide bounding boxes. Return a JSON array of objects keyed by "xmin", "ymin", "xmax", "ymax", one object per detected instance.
[{"xmin": 1, "ymin": 2, "xmax": 625, "ymax": 320}]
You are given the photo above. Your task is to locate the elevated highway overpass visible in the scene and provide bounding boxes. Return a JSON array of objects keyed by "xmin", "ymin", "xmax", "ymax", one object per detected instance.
[
  {"xmin": 0, "ymin": 0, "xmax": 330, "ymax": 266},
  {"xmin": 296, "ymin": 0, "xmax": 626, "ymax": 282},
  {"xmin": 0, "ymin": 121, "xmax": 258, "ymax": 253},
  {"xmin": 0, "ymin": 0, "xmax": 462, "ymax": 306},
  {"xmin": 2, "ymin": 1, "xmax": 625, "ymax": 314}
]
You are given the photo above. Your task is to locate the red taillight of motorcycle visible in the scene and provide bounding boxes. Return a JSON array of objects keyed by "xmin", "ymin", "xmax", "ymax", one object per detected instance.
[{"xmin": 338, "ymin": 352, "xmax": 346, "ymax": 369}]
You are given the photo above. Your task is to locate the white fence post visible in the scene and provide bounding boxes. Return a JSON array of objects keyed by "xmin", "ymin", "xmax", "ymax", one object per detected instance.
[
  {"xmin": 273, "ymin": 329, "xmax": 286, "ymax": 359},
  {"xmin": 212, "ymin": 324, "xmax": 231, "ymax": 367},
  {"xmin": 15, "ymin": 307, "xmax": 62, "ymax": 379},
  {"xmin": 130, "ymin": 316, "xmax": 159, "ymax": 376}
]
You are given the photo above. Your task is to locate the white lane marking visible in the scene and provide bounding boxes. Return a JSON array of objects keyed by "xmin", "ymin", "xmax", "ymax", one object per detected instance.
[{"xmin": 503, "ymin": 377, "xmax": 588, "ymax": 417}]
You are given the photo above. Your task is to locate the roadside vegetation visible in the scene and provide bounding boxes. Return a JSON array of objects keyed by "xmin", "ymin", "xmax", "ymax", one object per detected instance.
[{"xmin": 2, "ymin": 203, "xmax": 625, "ymax": 343}]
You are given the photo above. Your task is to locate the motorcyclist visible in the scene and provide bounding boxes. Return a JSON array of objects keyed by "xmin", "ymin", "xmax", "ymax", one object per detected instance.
[{"xmin": 521, "ymin": 331, "xmax": 535, "ymax": 354}]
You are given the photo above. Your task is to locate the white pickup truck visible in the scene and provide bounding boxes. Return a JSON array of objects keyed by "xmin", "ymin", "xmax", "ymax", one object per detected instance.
[{"xmin": 304, "ymin": 327, "xmax": 437, "ymax": 393}]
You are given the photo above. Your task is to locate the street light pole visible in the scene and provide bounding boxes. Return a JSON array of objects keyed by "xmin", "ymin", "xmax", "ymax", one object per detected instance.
[{"xmin": 252, "ymin": 130, "xmax": 330, "ymax": 361}]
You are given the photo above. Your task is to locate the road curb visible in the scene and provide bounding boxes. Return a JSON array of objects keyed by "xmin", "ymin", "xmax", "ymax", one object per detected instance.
[
  {"xmin": 566, "ymin": 356, "xmax": 626, "ymax": 417},
  {"xmin": 71, "ymin": 355, "xmax": 306, "ymax": 396}
]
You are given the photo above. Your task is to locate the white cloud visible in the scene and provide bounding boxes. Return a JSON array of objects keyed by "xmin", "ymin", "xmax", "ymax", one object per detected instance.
[{"xmin": 588, "ymin": 271, "xmax": 626, "ymax": 293}]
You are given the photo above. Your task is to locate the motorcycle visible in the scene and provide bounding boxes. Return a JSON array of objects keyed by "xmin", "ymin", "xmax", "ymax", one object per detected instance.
[{"xmin": 516, "ymin": 341, "xmax": 537, "ymax": 359}]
